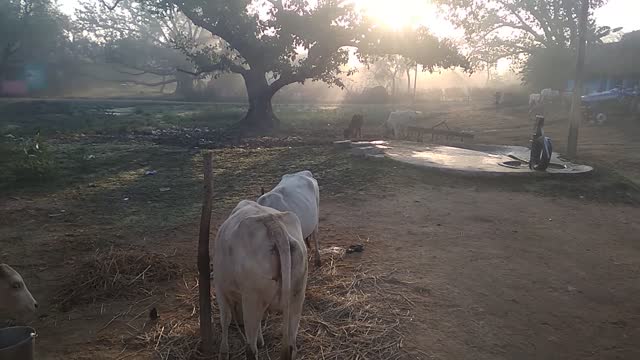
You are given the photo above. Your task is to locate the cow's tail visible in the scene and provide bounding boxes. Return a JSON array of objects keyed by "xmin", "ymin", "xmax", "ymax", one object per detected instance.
[{"xmin": 259, "ymin": 213, "xmax": 293, "ymax": 359}]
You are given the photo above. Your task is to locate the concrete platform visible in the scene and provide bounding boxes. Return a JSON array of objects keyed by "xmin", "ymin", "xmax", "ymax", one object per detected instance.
[{"xmin": 343, "ymin": 140, "xmax": 593, "ymax": 176}]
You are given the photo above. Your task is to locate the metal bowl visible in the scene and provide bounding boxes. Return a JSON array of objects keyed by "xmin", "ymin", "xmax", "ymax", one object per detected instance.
[{"xmin": 0, "ymin": 326, "xmax": 36, "ymax": 360}]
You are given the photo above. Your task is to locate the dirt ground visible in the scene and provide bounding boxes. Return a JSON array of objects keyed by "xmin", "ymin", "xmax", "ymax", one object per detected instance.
[{"xmin": 1, "ymin": 99, "xmax": 639, "ymax": 359}]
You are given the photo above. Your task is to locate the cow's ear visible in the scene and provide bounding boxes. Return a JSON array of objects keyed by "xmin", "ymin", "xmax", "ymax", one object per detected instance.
[{"xmin": 0, "ymin": 264, "xmax": 11, "ymax": 279}]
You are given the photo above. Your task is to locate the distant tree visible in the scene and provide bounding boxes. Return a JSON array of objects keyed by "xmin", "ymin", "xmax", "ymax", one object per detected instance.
[
  {"xmin": 112, "ymin": 0, "xmax": 467, "ymax": 130},
  {"xmin": 0, "ymin": 0, "xmax": 69, "ymax": 82},
  {"xmin": 75, "ymin": 0, "xmax": 214, "ymax": 98},
  {"xmin": 434, "ymin": 0, "xmax": 620, "ymax": 89}
]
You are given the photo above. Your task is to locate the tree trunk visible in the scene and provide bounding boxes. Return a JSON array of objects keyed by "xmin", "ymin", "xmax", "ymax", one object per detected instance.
[
  {"xmin": 406, "ymin": 68, "xmax": 411, "ymax": 96},
  {"xmin": 174, "ymin": 71, "xmax": 195, "ymax": 99},
  {"xmin": 241, "ymin": 70, "xmax": 279, "ymax": 131},
  {"xmin": 160, "ymin": 76, "xmax": 166, "ymax": 94},
  {"xmin": 486, "ymin": 64, "xmax": 491, "ymax": 86},
  {"xmin": 413, "ymin": 64, "xmax": 418, "ymax": 104}
]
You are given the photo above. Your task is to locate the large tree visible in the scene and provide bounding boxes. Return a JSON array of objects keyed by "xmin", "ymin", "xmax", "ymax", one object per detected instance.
[
  {"xmin": 113, "ymin": 0, "xmax": 467, "ymax": 130},
  {"xmin": 75, "ymin": 0, "xmax": 214, "ymax": 97},
  {"xmin": 0, "ymin": 0, "xmax": 69, "ymax": 82},
  {"xmin": 434, "ymin": 0, "xmax": 618, "ymax": 88}
]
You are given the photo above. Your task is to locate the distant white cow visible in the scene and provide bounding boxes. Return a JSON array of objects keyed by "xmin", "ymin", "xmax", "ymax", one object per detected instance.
[
  {"xmin": 540, "ymin": 88, "xmax": 560, "ymax": 103},
  {"xmin": 214, "ymin": 200, "xmax": 308, "ymax": 360},
  {"xmin": 0, "ymin": 264, "xmax": 38, "ymax": 320},
  {"xmin": 258, "ymin": 170, "xmax": 321, "ymax": 267},
  {"xmin": 529, "ymin": 93, "xmax": 542, "ymax": 108},
  {"xmin": 385, "ymin": 110, "xmax": 422, "ymax": 139}
]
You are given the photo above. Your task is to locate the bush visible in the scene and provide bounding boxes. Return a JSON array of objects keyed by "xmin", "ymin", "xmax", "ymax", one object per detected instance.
[
  {"xmin": 343, "ymin": 86, "xmax": 390, "ymax": 104},
  {"xmin": 11, "ymin": 132, "xmax": 56, "ymax": 183}
]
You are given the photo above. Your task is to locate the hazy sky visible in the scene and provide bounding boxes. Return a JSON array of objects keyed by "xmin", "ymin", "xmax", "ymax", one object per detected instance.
[{"xmin": 57, "ymin": 0, "xmax": 640, "ymax": 34}]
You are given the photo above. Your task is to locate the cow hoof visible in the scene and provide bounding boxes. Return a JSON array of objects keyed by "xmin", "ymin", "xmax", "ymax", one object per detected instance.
[
  {"xmin": 246, "ymin": 347, "xmax": 258, "ymax": 359},
  {"xmin": 314, "ymin": 259, "xmax": 322, "ymax": 268},
  {"xmin": 258, "ymin": 337, "xmax": 265, "ymax": 348}
]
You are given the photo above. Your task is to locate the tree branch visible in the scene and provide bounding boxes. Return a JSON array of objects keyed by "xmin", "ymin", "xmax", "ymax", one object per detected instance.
[
  {"xmin": 99, "ymin": 0, "xmax": 123, "ymax": 11},
  {"xmin": 496, "ymin": 0, "xmax": 548, "ymax": 46},
  {"xmin": 79, "ymin": 72, "xmax": 178, "ymax": 87}
]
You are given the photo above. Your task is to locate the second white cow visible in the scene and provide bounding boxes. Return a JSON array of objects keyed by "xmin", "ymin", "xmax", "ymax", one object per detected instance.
[
  {"xmin": 529, "ymin": 93, "xmax": 541, "ymax": 108},
  {"xmin": 258, "ymin": 170, "xmax": 321, "ymax": 267},
  {"xmin": 540, "ymin": 88, "xmax": 560, "ymax": 103},
  {"xmin": 0, "ymin": 264, "xmax": 38, "ymax": 321},
  {"xmin": 214, "ymin": 200, "xmax": 308, "ymax": 360},
  {"xmin": 385, "ymin": 110, "xmax": 422, "ymax": 139}
]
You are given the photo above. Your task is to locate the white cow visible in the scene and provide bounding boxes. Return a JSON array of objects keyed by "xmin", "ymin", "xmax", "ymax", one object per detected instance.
[
  {"xmin": 540, "ymin": 88, "xmax": 560, "ymax": 103},
  {"xmin": 385, "ymin": 110, "xmax": 422, "ymax": 139},
  {"xmin": 258, "ymin": 170, "xmax": 321, "ymax": 267},
  {"xmin": 214, "ymin": 200, "xmax": 308, "ymax": 360},
  {"xmin": 529, "ymin": 93, "xmax": 542, "ymax": 108},
  {"xmin": 0, "ymin": 264, "xmax": 38, "ymax": 320}
]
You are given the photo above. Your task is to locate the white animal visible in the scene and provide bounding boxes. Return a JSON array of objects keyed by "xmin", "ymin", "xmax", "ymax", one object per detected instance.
[
  {"xmin": 529, "ymin": 93, "xmax": 542, "ymax": 108},
  {"xmin": 385, "ymin": 110, "xmax": 422, "ymax": 139},
  {"xmin": 0, "ymin": 264, "xmax": 38, "ymax": 320},
  {"xmin": 540, "ymin": 88, "xmax": 560, "ymax": 103},
  {"xmin": 258, "ymin": 170, "xmax": 321, "ymax": 267},
  {"xmin": 214, "ymin": 200, "xmax": 308, "ymax": 360}
]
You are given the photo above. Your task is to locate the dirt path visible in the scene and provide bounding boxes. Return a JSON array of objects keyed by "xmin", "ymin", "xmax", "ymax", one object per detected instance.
[{"xmin": 319, "ymin": 183, "xmax": 640, "ymax": 360}]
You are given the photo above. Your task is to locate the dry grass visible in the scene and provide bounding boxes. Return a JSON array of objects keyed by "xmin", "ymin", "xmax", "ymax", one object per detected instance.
[
  {"xmin": 53, "ymin": 247, "xmax": 181, "ymax": 311},
  {"xmin": 132, "ymin": 253, "xmax": 414, "ymax": 360}
]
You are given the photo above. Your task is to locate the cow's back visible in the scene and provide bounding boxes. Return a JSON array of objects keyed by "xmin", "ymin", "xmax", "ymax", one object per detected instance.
[
  {"xmin": 214, "ymin": 201, "xmax": 306, "ymax": 307},
  {"xmin": 386, "ymin": 111, "xmax": 420, "ymax": 138},
  {"xmin": 257, "ymin": 172, "xmax": 319, "ymax": 238}
]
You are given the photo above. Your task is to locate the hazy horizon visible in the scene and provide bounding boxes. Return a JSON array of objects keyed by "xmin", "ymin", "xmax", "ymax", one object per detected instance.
[{"xmin": 57, "ymin": 0, "xmax": 640, "ymax": 34}]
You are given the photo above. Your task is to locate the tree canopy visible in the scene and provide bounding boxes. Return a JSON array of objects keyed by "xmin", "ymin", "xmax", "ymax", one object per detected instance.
[
  {"xmin": 434, "ymin": 0, "xmax": 620, "ymax": 89},
  {"xmin": 119, "ymin": 0, "xmax": 468, "ymax": 129},
  {"xmin": 74, "ymin": 0, "xmax": 214, "ymax": 97},
  {"xmin": 0, "ymin": 0, "xmax": 70, "ymax": 82}
]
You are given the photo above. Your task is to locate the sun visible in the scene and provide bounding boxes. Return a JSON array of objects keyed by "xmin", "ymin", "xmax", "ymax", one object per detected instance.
[
  {"xmin": 353, "ymin": 0, "xmax": 459, "ymax": 38},
  {"xmin": 356, "ymin": 0, "xmax": 424, "ymax": 29}
]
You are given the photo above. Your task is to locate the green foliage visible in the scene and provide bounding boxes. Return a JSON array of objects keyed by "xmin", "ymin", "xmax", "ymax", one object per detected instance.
[
  {"xmin": 10, "ymin": 132, "xmax": 57, "ymax": 183},
  {"xmin": 73, "ymin": 0, "xmax": 209, "ymax": 97},
  {"xmin": 0, "ymin": 0, "xmax": 70, "ymax": 80},
  {"xmin": 521, "ymin": 47, "xmax": 575, "ymax": 90}
]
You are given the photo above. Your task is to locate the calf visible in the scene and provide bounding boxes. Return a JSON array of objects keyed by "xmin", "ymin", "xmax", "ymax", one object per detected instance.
[
  {"xmin": 0, "ymin": 264, "xmax": 38, "ymax": 321},
  {"xmin": 258, "ymin": 170, "xmax": 321, "ymax": 267},
  {"xmin": 343, "ymin": 114, "xmax": 364, "ymax": 139},
  {"xmin": 214, "ymin": 200, "xmax": 307, "ymax": 360}
]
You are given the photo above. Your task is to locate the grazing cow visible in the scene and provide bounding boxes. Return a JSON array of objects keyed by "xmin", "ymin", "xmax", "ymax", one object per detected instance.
[
  {"xmin": 214, "ymin": 200, "xmax": 308, "ymax": 360},
  {"xmin": 0, "ymin": 264, "xmax": 38, "ymax": 320},
  {"xmin": 258, "ymin": 170, "xmax": 321, "ymax": 267},
  {"xmin": 385, "ymin": 110, "xmax": 422, "ymax": 139},
  {"xmin": 343, "ymin": 114, "xmax": 364, "ymax": 139}
]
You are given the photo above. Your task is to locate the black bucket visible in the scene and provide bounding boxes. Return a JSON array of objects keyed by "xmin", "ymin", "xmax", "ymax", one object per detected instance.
[{"xmin": 0, "ymin": 326, "xmax": 36, "ymax": 360}]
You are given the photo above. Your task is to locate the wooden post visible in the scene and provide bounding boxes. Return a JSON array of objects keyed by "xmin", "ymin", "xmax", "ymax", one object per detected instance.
[
  {"xmin": 198, "ymin": 151, "xmax": 214, "ymax": 358},
  {"xmin": 567, "ymin": 0, "xmax": 589, "ymax": 158}
]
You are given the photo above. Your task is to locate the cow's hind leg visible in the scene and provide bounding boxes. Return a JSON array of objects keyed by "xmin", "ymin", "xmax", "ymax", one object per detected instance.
[
  {"xmin": 282, "ymin": 291, "xmax": 305, "ymax": 360},
  {"xmin": 218, "ymin": 296, "xmax": 233, "ymax": 360},
  {"xmin": 242, "ymin": 297, "xmax": 265, "ymax": 360},
  {"xmin": 258, "ymin": 319, "xmax": 264, "ymax": 348}
]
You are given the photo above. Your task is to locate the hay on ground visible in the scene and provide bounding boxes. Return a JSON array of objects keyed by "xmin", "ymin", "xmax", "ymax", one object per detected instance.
[
  {"xmin": 53, "ymin": 247, "xmax": 181, "ymax": 311},
  {"xmin": 133, "ymin": 253, "xmax": 414, "ymax": 360}
]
